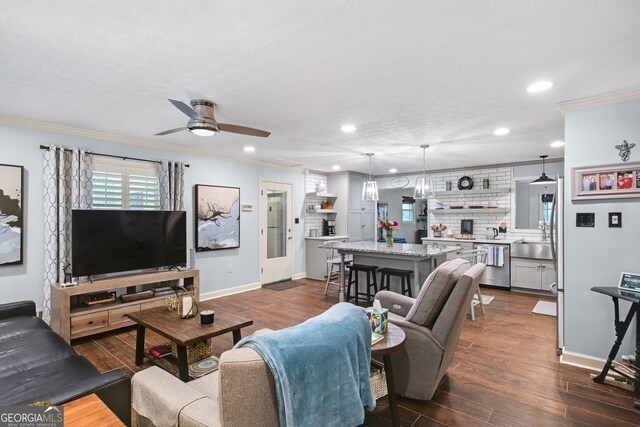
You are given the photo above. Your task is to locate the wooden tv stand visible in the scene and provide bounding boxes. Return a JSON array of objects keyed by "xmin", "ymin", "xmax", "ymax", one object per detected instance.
[{"xmin": 50, "ymin": 269, "xmax": 199, "ymax": 343}]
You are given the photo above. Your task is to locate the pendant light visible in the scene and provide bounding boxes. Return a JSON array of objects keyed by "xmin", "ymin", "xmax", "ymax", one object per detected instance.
[
  {"xmin": 531, "ymin": 155, "xmax": 555, "ymax": 185},
  {"xmin": 414, "ymin": 145, "xmax": 431, "ymax": 199},
  {"xmin": 362, "ymin": 153, "xmax": 379, "ymax": 201}
]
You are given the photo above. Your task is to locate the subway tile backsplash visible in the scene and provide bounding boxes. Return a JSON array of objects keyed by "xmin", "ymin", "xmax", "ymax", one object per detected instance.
[{"xmin": 305, "ymin": 172, "xmax": 328, "ymax": 236}]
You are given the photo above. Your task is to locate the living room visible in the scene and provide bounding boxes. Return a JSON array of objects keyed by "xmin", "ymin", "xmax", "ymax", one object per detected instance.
[{"xmin": 1, "ymin": 2, "xmax": 640, "ymax": 426}]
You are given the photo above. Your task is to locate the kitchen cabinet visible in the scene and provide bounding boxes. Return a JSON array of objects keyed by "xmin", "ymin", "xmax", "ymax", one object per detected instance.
[
  {"xmin": 348, "ymin": 210, "xmax": 375, "ymax": 242},
  {"xmin": 327, "ymin": 172, "xmax": 376, "ymax": 241},
  {"xmin": 511, "ymin": 259, "xmax": 555, "ymax": 291}
]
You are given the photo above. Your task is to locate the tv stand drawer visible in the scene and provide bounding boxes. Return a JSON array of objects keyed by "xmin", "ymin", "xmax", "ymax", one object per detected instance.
[
  {"xmin": 109, "ymin": 304, "xmax": 140, "ymax": 326},
  {"xmin": 71, "ymin": 312, "xmax": 108, "ymax": 335}
]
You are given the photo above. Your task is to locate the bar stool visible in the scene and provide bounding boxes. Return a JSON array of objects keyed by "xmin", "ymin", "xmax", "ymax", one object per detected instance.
[
  {"xmin": 321, "ymin": 241, "xmax": 352, "ymax": 296},
  {"xmin": 347, "ymin": 264, "xmax": 378, "ymax": 306},
  {"xmin": 457, "ymin": 249, "xmax": 488, "ymax": 321},
  {"xmin": 378, "ymin": 267, "xmax": 413, "ymax": 297}
]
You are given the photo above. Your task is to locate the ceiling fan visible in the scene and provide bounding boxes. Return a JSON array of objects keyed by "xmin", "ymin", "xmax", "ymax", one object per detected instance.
[{"xmin": 156, "ymin": 99, "xmax": 271, "ymax": 138}]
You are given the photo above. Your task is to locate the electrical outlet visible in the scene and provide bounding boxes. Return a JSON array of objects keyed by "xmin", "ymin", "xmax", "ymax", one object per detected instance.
[{"xmin": 226, "ymin": 264, "xmax": 232, "ymax": 273}]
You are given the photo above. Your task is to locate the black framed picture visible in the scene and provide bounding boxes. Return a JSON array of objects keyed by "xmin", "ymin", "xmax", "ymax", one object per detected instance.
[
  {"xmin": 195, "ymin": 185, "xmax": 240, "ymax": 251},
  {"xmin": 0, "ymin": 163, "xmax": 23, "ymax": 265},
  {"xmin": 460, "ymin": 219, "xmax": 473, "ymax": 235}
]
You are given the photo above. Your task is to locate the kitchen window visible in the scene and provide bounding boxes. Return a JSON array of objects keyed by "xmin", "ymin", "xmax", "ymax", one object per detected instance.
[
  {"xmin": 402, "ymin": 196, "xmax": 415, "ymax": 222},
  {"xmin": 91, "ymin": 157, "xmax": 160, "ymax": 210}
]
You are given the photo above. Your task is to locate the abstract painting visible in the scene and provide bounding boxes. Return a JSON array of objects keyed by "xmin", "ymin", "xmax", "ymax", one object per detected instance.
[
  {"xmin": 0, "ymin": 164, "xmax": 23, "ymax": 265},
  {"xmin": 195, "ymin": 185, "xmax": 240, "ymax": 251}
]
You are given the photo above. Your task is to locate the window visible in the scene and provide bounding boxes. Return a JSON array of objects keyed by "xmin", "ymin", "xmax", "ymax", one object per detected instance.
[
  {"xmin": 401, "ymin": 196, "xmax": 415, "ymax": 222},
  {"xmin": 91, "ymin": 157, "xmax": 161, "ymax": 210}
]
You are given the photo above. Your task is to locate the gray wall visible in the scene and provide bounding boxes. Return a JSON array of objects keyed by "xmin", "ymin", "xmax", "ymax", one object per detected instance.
[
  {"xmin": 563, "ymin": 98, "xmax": 640, "ymax": 359},
  {"xmin": 0, "ymin": 123, "xmax": 306, "ymax": 307}
]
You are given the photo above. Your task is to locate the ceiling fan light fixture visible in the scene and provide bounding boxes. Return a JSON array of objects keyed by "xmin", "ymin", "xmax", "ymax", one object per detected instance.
[
  {"xmin": 531, "ymin": 155, "xmax": 556, "ymax": 185},
  {"xmin": 362, "ymin": 153, "xmax": 379, "ymax": 201},
  {"xmin": 188, "ymin": 127, "xmax": 216, "ymax": 137}
]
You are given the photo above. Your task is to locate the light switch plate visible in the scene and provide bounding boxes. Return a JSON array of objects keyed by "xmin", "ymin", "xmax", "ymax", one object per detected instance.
[{"xmin": 609, "ymin": 212, "xmax": 622, "ymax": 227}]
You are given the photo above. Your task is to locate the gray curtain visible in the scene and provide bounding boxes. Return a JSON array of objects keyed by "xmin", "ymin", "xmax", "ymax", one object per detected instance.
[
  {"xmin": 158, "ymin": 161, "xmax": 185, "ymax": 211},
  {"xmin": 42, "ymin": 146, "xmax": 92, "ymax": 324}
]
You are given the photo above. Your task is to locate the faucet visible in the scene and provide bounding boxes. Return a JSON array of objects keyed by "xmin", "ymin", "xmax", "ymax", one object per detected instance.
[{"xmin": 539, "ymin": 221, "xmax": 549, "ymax": 241}]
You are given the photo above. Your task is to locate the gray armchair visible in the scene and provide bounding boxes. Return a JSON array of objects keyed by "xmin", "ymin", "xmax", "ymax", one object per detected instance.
[{"xmin": 375, "ymin": 259, "xmax": 486, "ymax": 400}]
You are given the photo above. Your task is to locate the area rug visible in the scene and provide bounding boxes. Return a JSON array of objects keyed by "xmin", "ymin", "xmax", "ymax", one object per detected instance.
[
  {"xmin": 189, "ymin": 356, "xmax": 220, "ymax": 379},
  {"xmin": 262, "ymin": 280, "xmax": 305, "ymax": 291},
  {"xmin": 532, "ymin": 300, "xmax": 556, "ymax": 317},
  {"xmin": 472, "ymin": 295, "xmax": 495, "ymax": 306}
]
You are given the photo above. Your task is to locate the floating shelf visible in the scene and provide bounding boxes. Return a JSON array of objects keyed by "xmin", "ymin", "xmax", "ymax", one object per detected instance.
[
  {"xmin": 433, "ymin": 188, "xmax": 510, "ymax": 197},
  {"xmin": 428, "ymin": 208, "xmax": 510, "ymax": 213},
  {"xmin": 306, "ymin": 192, "xmax": 338, "ymax": 198},
  {"xmin": 307, "ymin": 209, "xmax": 338, "ymax": 214}
]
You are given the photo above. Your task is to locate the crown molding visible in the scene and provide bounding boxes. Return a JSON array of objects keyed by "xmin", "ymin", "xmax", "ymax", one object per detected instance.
[
  {"xmin": 557, "ymin": 88, "xmax": 640, "ymax": 113},
  {"xmin": 0, "ymin": 114, "xmax": 306, "ymax": 173}
]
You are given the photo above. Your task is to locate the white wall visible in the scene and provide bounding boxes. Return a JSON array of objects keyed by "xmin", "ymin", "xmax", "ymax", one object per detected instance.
[
  {"xmin": 563, "ymin": 98, "xmax": 640, "ymax": 359},
  {"xmin": 0, "ymin": 123, "xmax": 306, "ymax": 307}
]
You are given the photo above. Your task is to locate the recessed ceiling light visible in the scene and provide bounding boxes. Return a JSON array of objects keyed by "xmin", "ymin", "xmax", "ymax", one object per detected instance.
[
  {"xmin": 493, "ymin": 128, "xmax": 510, "ymax": 136},
  {"xmin": 550, "ymin": 140, "xmax": 565, "ymax": 148},
  {"xmin": 341, "ymin": 124, "xmax": 357, "ymax": 133},
  {"xmin": 527, "ymin": 81, "xmax": 554, "ymax": 93},
  {"xmin": 388, "ymin": 168, "xmax": 398, "ymax": 173},
  {"xmin": 243, "ymin": 146, "xmax": 255, "ymax": 152},
  {"xmin": 332, "ymin": 165, "xmax": 341, "ymax": 170}
]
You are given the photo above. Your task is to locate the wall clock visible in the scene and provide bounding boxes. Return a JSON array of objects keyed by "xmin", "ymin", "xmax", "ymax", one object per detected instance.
[
  {"xmin": 457, "ymin": 176, "xmax": 473, "ymax": 190},
  {"xmin": 390, "ymin": 176, "xmax": 410, "ymax": 188}
]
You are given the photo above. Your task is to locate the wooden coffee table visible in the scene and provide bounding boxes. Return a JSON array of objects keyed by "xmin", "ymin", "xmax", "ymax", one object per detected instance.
[
  {"xmin": 127, "ymin": 300, "xmax": 253, "ymax": 381},
  {"xmin": 371, "ymin": 323, "xmax": 406, "ymax": 427}
]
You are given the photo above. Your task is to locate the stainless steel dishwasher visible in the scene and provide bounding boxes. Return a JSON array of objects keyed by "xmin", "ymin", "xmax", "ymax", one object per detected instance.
[{"xmin": 473, "ymin": 243, "xmax": 511, "ymax": 288}]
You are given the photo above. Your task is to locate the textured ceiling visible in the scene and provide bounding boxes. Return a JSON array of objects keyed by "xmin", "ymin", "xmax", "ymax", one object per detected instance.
[{"xmin": 1, "ymin": 1, "xmax": 640, "ymax": 174}]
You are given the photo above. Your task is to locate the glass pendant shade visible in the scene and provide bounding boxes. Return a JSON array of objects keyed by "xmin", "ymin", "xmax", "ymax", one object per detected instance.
[
  {"xmin": 414, "ymin": 144, "xmax": 431, "ymax": 199},
  {"xmin": 414, "ymin": 176, "xmax": 430, "ymax": 199},
  {"xmin": 361, "ymin": 153, "xmax": 379, "ymax": 201},
  {"xmin": 362, "ymin": 180, "xmax": 379, "ymax": 201}
]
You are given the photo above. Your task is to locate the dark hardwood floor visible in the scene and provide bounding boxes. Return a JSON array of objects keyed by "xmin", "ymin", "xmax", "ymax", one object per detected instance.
[{"xmin": 73, "ymin": 279, "xmax": 640, "ymax": 426}]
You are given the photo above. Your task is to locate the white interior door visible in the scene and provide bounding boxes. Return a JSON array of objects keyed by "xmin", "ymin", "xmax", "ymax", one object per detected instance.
[{"xmin": 260, "ymin": 181, "xmax": 293, "ymax": 284}]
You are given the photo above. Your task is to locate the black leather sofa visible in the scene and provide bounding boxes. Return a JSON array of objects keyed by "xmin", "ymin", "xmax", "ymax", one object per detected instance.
[{"xmin": 0, "ymin": 301, "xmax": 131, "ymax": 426}]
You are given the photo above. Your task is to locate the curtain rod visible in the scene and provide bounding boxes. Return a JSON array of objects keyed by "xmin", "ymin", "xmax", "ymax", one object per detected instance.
[{"xmin": 39, "ymin": 145, "xmax": 190, "ymax": 168}]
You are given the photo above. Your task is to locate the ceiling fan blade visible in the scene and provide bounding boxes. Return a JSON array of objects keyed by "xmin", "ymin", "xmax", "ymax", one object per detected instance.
[
  {"xmin": 168, "ymin": 99, "xmax": 202, "ymax": 120},
  {"xmin": 218, "ymin": 123, "xmax": 271, "ymax": 138},
  {"xmin": 155, "ymin": 127, "xmax": 187, "ymax": 136}
]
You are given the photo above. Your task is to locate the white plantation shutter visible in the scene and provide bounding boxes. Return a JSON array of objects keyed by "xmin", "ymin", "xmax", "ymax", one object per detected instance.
[
  {"xmin": 91, "ymin": 167, "xmax": 124, "ymax": 209},
  {"xmin": 91, "ymin": 157, "xmax": 160, "ymax": 210},
  {"xmin": 128, "ymin": 170, "xmax": 160, "ymax": 210}
]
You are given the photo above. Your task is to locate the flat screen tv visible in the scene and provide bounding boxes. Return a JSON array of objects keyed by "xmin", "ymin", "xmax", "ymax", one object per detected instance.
[{"xmin": 72, "ymin": 210, "xmax": 187, "ymax": 277}]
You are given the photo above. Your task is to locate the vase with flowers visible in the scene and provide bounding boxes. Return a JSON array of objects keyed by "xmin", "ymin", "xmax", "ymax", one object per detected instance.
[{"xmin": 379, "ymin": 217, "xmax": 399, "ymax": 247}]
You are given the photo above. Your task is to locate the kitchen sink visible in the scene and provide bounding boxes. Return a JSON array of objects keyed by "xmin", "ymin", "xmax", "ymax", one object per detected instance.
[{"xmin": 511, "ymin": 241, "xmax": 553, "ymax": 260}]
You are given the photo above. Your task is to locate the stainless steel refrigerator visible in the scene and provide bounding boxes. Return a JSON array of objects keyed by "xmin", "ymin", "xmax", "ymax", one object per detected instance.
[{"xmin": 549, "ymin": 174, "xmax": 564, "ymax": 356}]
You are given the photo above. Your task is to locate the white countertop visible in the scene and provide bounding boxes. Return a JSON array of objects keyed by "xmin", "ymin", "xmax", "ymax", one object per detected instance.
[
  {"xmin": 305, "ymin": 235, "xmax": 349, "ymax": 241},
  {"xmin": 334, "ymin": 241, "xmax": 460, "ymax": 258},
  {"xmin": 421, "ymin": 236, "xmax": 524, "ymax": 245}
]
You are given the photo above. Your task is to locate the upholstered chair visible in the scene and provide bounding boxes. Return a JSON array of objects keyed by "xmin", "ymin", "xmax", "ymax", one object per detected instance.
[{"xmin": 375, "ymin": 259, "xmax": 486, "ymax": 400}]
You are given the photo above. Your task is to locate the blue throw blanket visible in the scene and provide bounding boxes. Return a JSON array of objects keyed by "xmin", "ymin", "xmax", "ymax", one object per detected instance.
[{"xmin": 234, "ymin": 303, "xmax": 375, "ymax": 427}]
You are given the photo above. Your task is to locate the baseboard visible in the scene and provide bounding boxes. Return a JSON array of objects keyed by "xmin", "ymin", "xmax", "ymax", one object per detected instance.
[
  {"xmin": 560, "ymin": 350, "xmax": 606, "ymax": 372},
  {"xmin": 199, "ymin": 282, "xmax": 261, "ymax": 301},
  {"xmin": 292, "ymin": 272, "xmax": 307, "ymax": 280}
]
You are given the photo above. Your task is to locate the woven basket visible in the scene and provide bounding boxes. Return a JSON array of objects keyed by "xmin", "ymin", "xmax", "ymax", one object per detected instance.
[
  {"xmin": 370, "ymin": 359, "xmax": 388, "ymax": 400},
  {"xmin": 171, "ymin": 339, "xmax": 212, "ymax": 364}
]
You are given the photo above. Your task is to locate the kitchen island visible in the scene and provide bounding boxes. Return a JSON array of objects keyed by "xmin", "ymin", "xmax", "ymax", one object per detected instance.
[{"xmin": 333, "ymin": 242, "xmax": 459, "ymax": 302}]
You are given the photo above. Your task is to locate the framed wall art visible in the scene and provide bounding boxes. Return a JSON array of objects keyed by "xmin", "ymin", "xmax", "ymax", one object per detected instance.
[
  {"xmin": 195, "ymin": 184, "xmax": 240, "ymax": 251},
  {"xmin": 571, "ymin": 162, "xmax": 640, "ymax": 200},
  {"xmin": 0, "ymin": 163, "xmax": 23, "ymax": 265}
]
